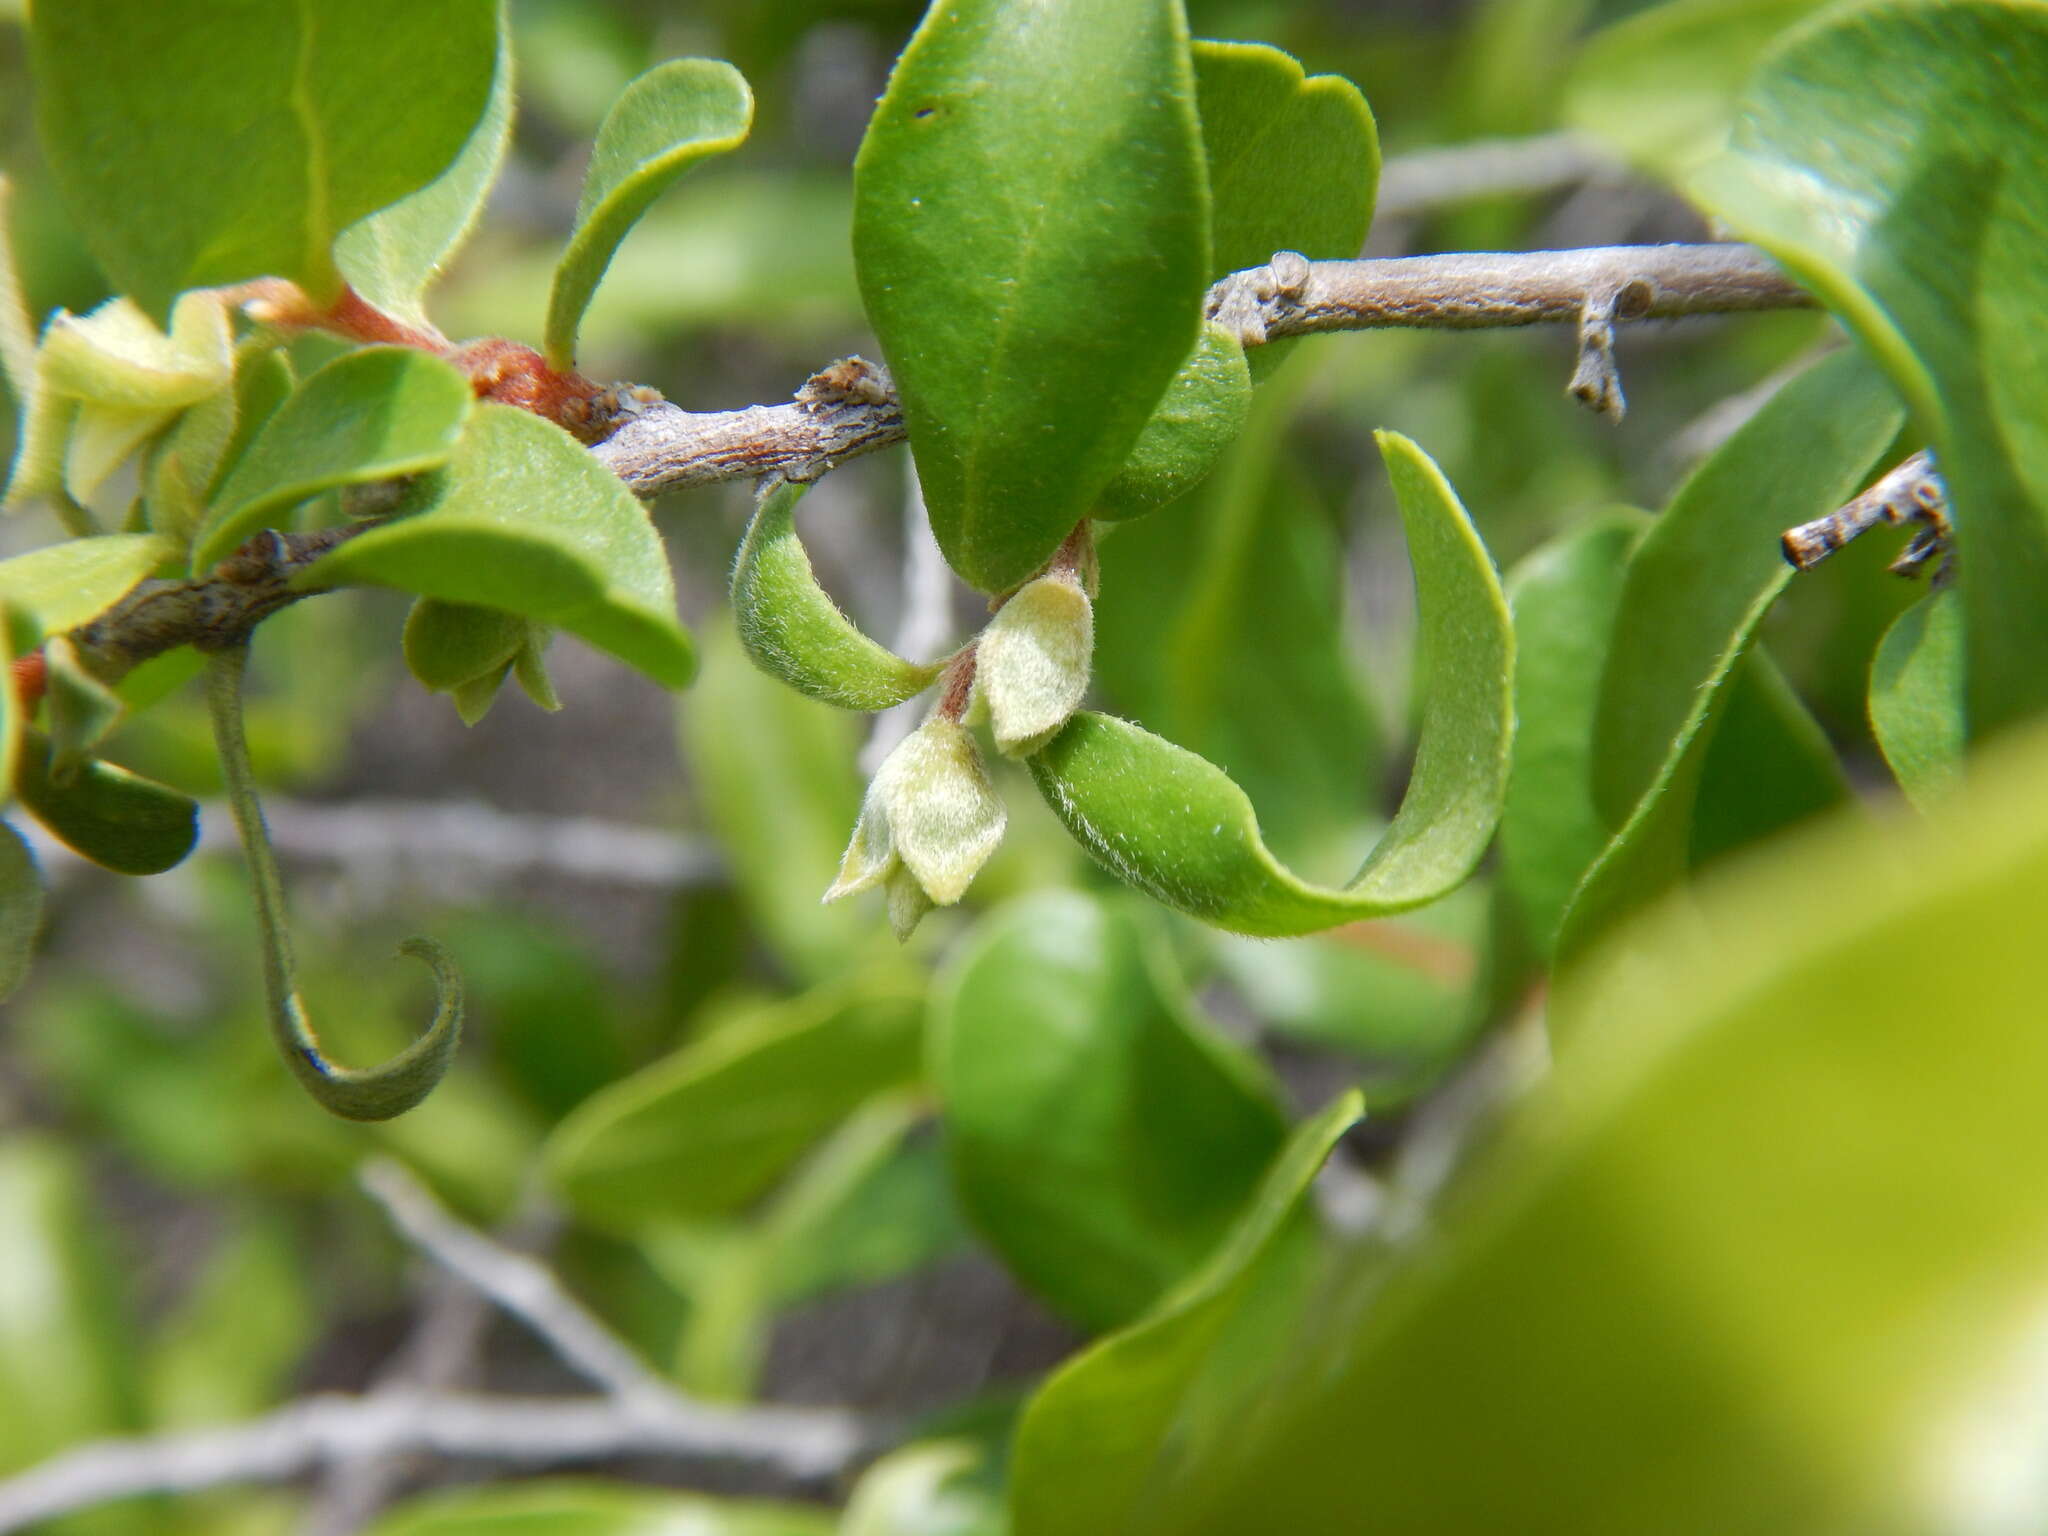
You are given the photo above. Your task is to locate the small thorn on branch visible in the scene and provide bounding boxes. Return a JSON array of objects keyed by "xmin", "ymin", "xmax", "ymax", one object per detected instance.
[{"xmin": 1781, "ymin": 449, "xmax": 1951, "ymax": 581}]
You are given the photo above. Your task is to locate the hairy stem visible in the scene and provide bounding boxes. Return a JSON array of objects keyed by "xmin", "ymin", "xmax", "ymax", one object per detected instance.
[{"xmin": 203, "ymin": 641, "xmax": 463, "ymax": 1120}]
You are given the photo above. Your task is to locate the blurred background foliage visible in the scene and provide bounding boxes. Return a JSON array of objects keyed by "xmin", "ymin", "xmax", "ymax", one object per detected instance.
[{"xmin": 5, "ymin": 0, "xmax": 2037, "ymax": 1531}]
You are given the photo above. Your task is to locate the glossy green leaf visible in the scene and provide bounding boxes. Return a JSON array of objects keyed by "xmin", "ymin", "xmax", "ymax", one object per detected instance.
[
  {"xmin": 1870, "ymin": 586, "xmax": 1963, "ymax": 810},
  {"xmin": 13, "ymin": 728, "xmax": 198, "ymax": 876},
  {"xmin": 682, "ymin": 622, "xmax": 870, "ymax": 982},
  {"xmin": 1095, "ymin": 324, "xmax": 1253, "ymax": 520},
  {"xmin": 1685, "ymin": 647, "xmax": 1849, "ymax": 869},
  {"xmin": 544, "ymin": 975, "xmax": 924, "ymax": 1231},
  {"xmin": 0, "ymin": 176, "xmax": 32, "ymax": 403},
  {"xmin": 731, "ymin": 479, "xmax": 943, "ymax": 710},
  {"xmin": 194, "ymin": 347, "xmax": 474, "ymax": 574},
  {"xmin": 933, "ymin": 891, "xmax": 1287, "ymax": 1330},
  {"xmin": 1591, "ymin": 350, "xmax": 1902, "ymax": 828},
  {"xmin": 1499, "ymin": 511, "xmax": 1643, "ymax": 958},
  {"xmin": 1010, "ymin": 1091, "xmax": 1361, "ymax": 1536},
  {"xmin": 1094, "ymin": 356, "xmax": 1381, "ymax": 868},
  {"xmin": 1158, "ymin": 719, "xmax": 2048, "ymax": 1536},
  {"xmin": 544, "ymin": 58, "xmax": 755, "ymax": 369},
  {"xmin": 853, "ymin": 0, "xmax": 1210, "ymax": 591},
  {"xmin": 30, "ymin": 0, "xmax": 498, "ymax": 316},
  {"xmin": 0, "ymin": 1139, "xmax": 143, "ymax": 1514},
  {"xmin": 336, "ymin": 9, "xmax": 515, "ymax": 327},
  {"xmin": 366, "ymin": 1481, "xmax": 835, "ymax": 1536},
  {"xmin": 1688, "ymin": 1, "xmax": 2048, "ymax": 739},
  {"xmin": 301, "ymin": 404, "xmax": 694, "ymax": 688},
  {"xmin": 0, "ymin": 534, "xmax": 174, "ymax": 641},
  {"xmin": 1032, "ymin": 432, "xmax": 1510, "ymax": 935},
  {"xmin": 403, "ymin": 599, "xmax": 528, "ymax": 693},
  {"xmin": 210, "ymin": 348, "xmax": 297, "ymax": 502},
  {"xmin": 0, "ymin": 819, "xmax": 40, "ymax": 1002},
  {"xmin": 1566, "ymin": 0, "xmax": 1830, "ymax": 177}
]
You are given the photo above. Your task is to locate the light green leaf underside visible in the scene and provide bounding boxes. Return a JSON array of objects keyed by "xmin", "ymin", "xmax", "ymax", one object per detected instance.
[
  {"xmin": 1010, "ymin": 1091, "xmax": 1362, "ymax": 1536},
  {"xmin": 300, "ymin": 404, "xmax": 694, "ymax": 689},
  {"xmin": 544, "ymin": 57, "xmax": 755, "ymax": 369},
  {"xmin": 336, "ymin": 8, "xmax": 516, "ymax": 327},
  {"xmin": 933, "ymin": 891, "xmax": 1287, "ymax": 1331},
  {"xmin": 1096, "ymin": 324, "xmax": 1253, "ymax": 520},
  {"xmin": 194, "ymin": 347, "xmax": 474, "ymax": 574},
  {"xmin": 731, "ymin": 479, "xmax": 943, "ymax": 710},
  {"xmin": 543, "ymin": 975, "xmax": 924, "ymax": 1232},
  {"xmin": 0, "ymin": 534, "xmax": 174, "ymax": 641},
  {"xmin": 1869, "ymin": 586, "xmax": 1963, "ymax": 810},
  {"xmin": 1687, "ymin": 0, "xmax": 2048, "ymax": 739},
  {"xmin": 1031, "ymin": 432, "xmax": 1511, "ymax": 936},
  {"xmin": 853, "ymin": 0, "xmax": 1211, "ymax": 591},
  {"xmin": 30, "ymin": 0, "xmax": 498, "ymax": 316}
]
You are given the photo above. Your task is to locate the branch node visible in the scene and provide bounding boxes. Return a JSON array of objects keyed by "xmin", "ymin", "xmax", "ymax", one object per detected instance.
[
  {"xmin": 1568, "ymin": 288, "xmax": 1627, "ymax": 422},
  {"xmin": 1781, "ymin": 449, "xmax": 1950, "ymax": 579}
]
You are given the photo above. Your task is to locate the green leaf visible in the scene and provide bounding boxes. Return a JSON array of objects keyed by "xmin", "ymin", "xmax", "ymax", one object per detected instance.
[
  {"xmin": 1190, "ymin": 40, "xmax": 1377, "ymax": 380},
  {"xmin": 730, "ymin": 479, "xmax": 943, "ymax": 710},
  {"xmin": 933, "ymin": 891, "xmax": 1287, "ymax": 1330},
  {"xmin": 193, "ymin": 347, "xmax": 474, "ymax": 574},
  {"xmin": 1591, "ymin": 350, "xmax": 1902, "ymax": 828},
  {"xmin": 301, "ymin": 403, "xmax": 694, "ymax": 688},
  {"xmin": 42, "ymin": 636, "xmax": 124, "ymax": 783},
  {"xmin": 0, "ymin": 1139, "xmax": 143, "ymax": 1510},
  {"xmin": 1688, "ymin": 1, "xmax": 2048, "ymax": 739},
  {"xmin": 30, "ymin": 0, "xmax": 499, "ymax": 316},
  {"xmin": 1031, "ymin": 432, "xmax": 1510, "ymax": 935},
  {"xmin": 0, "ymin": 533, "xmax": 174, "ymax": 641},
  {"xmin": 0, "ymin": 819, "xmax": 40, "ymax": 1002},
  {"xmin": 13, "ymin": 728, "xmax": 198, "ymax": 875},
  {"xmin": 544, "ymin": 58, "xmax": 755, "ymax": 369},
  {"xmin": 336, "ymin": 9, "xmax": 516, "ymax": 328},
  {"xmin": 1566, "ymin": 0, "xmax": 1831, "ymax": 177},
  {"xmin": 1192, "ymin": 41, "xmax": 1378, "ymax": 281},
  {"xmin": 403, "ymin": 599, "xmax": 528, "ymax": 693},
  {"xmin": 544, "ymin": 975, "xmax": 924, "ymax": 1231},
  {"xmin": 681, "ymin": 622, "xmax": 870, "ymax": 982},
  {"xmin": 1869, "ymin": 586, "xmax": 1963, "ymax": 810},
  {"xmin": 1685, "ymin": 647, "xmax": 1848, "ymax": 869},
  {"xmin": 34, "ymin": 293, "xmax": 233, "ymax": 410},
  {"xmin": 853, "ymin": 0, "xmax": 1210, "ymax": 591},
  {"xmin": 1499, "ymin": 511, "xmax": 1644, "ymax": 959},
  {"xmin": 365, "ymin": 1481, "xmax": 835, "ymax": 1536},
  {"xmin": 1095, "ymin": 324, "xmax": 1252, "ymax": 520},
  {"xmin": 1152, "ymin": 720, "xmax": 2048, "ymax": 1536},
  {"xmin": 1093, "ymin": 356, "xmax": 1382, "ymax": 868},
  {"xmin": 1010, "ymin": 1092, "xmax": 1361, "ymax": 1536}
]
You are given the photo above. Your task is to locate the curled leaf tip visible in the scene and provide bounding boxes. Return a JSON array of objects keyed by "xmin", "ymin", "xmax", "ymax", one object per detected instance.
[
  {"xmin": 207, "ymin": 642, "xmax": 464, "ymax": 1120},
  {"xmin": 279, "ymin": 937, "xmax": 465, "ymax": 1122}
]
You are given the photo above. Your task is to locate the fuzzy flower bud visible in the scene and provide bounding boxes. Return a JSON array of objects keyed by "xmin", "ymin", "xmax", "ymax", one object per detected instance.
[
  {"xmin": 973, "ymin": 571, "xmax": 1093, "ymax": 757},
  {"xmin": 824, "ymin": 718, "xmax": 1006, "ymax": 936}
]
